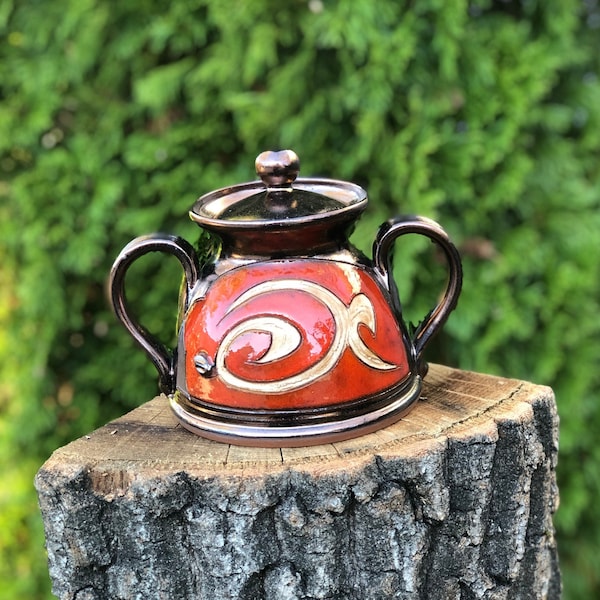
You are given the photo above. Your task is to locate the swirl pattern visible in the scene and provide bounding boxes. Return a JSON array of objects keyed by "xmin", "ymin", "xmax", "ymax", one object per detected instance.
[
  {"xmin": 183, "ymin": 259, "xmax": 409, "ymax": 410},
  {"xmin": 215, "ymin": 279, "xmax": 396, "ymax": 393}
]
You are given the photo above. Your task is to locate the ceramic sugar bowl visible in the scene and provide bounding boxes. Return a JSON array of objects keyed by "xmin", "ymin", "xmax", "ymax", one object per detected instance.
[{"xmin": 109, "ymin": 150, "xmax": 462, "ymax": 446}]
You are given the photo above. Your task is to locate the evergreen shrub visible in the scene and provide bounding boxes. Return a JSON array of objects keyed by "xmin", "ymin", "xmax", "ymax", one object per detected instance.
[{"xmin": 1, "ymin": 1, "xmax": 599, "ymax": 597}]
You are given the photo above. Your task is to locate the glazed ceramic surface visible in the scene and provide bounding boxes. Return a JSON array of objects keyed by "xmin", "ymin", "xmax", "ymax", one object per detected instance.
[{"xmin": 110, "ymin": 150, "xmax": 462, "ymax": 446}]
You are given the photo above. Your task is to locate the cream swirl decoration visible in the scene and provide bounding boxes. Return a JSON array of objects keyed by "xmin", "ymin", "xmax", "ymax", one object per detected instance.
[{"xmin": 216, "ymin": 279, "xmax": 397, "ymax": 394}]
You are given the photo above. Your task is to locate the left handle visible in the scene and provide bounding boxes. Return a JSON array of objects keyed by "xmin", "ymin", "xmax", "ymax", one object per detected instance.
[{"xmin": 109, "ymin": 234, "xmax": 200, "ymax": 395}]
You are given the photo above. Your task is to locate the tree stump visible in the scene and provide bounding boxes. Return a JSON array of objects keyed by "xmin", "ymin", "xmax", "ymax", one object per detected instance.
[{"xmin": 35, "ymin": 364, "xmax": 561, "ymax": 600}]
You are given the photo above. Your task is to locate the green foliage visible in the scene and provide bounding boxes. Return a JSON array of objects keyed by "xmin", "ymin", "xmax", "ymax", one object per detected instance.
[{"xmin": 1, "ymin": 0, "xmax": 598, "ymax": 597}]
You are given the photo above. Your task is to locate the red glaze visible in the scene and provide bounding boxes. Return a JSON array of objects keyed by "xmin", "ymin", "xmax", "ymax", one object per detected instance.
[{"xmin": 183, "ymin": 259, "xmax": 410, "ymax": 410}]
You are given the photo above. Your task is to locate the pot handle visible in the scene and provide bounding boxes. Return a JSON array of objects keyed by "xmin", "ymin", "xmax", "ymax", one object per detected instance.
[
  {"xmin": 109, "ymin": 234, "xmax": 200, "ymax": 395},
  {"xmin": 373, "ymin": 216, "xmax": 462, "ymax": 365}
]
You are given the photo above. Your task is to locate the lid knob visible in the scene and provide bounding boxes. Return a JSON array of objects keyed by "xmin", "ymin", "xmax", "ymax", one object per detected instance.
[{"xmin": 255, "ymin": 150, "xmax": 300, "ymax": 188}]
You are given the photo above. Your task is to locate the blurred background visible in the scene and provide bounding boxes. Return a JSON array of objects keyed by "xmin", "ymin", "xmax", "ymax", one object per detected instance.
[{"xmin": 1, "ymin": 0, "xmax": 599, "ymax": 597}]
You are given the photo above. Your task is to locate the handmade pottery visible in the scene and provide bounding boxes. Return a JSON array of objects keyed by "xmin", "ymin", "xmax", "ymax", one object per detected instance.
[{"xmin": 109, "ymin": 150, "xmax": 462, "ymax": 446}]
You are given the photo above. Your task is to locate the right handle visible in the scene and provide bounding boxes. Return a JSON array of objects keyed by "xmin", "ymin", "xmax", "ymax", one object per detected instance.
[{"xmin": 373, "ymin": 215, "xmax": 463, "ymax": 363}]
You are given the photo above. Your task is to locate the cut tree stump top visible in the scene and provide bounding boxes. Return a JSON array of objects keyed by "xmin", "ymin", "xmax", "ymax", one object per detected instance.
[
  {"xmin": 43, "ymin": 363, "xmax": 557, "ymax": 482},
  {"xmin": 36, "ymin": 363, "xmax": 561, "ymax": 600}
]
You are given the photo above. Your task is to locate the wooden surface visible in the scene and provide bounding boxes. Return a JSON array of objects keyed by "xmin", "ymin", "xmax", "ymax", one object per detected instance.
[
  {"xmin": 40, "ymin": 364, "xmax": 548, "ymax": 472},
  {"xmin": 35, "ymin": 364, "xmax": 561, "ymax": 599}
]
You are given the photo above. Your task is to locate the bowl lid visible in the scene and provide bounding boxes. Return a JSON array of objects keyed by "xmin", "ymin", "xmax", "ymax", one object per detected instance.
[{"xmin": 190, "ymin": 150, "xmax": 367, "ymax": 229}]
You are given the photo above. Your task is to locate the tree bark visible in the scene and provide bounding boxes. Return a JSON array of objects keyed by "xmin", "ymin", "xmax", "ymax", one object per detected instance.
[{"xmin": 35, "ymin": 364, "xmax": 561, "ymax": 600}]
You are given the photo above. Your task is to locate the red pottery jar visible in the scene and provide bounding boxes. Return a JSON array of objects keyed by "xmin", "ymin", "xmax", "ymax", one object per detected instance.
[{"xmin": 109, "ymin": 150, "xmax": 462, "ymax": 446}]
